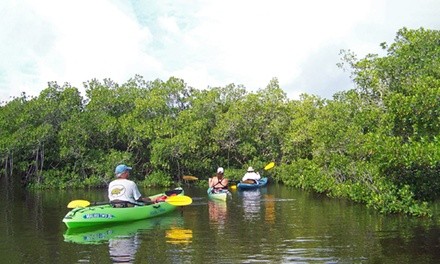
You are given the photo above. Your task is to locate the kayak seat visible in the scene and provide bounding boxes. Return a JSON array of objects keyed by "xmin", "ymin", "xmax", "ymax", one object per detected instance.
[
  {"xmin": 111, "ymin": 200, "xmax": 136, "ymax": 208},
  {"xmin": 165, "ymin": 189, "xmax": 183, "ymax": 196},
  {"xmin": 210, "ymin": 188, "xmax": 226, "ymax": 193},
  {"xmin": 243, "ymin": 179, "xmax": 257, "ymax": 184},
  {"xmin": 155, "ymin": 195, "xmax": 168, "ymax": 202}
]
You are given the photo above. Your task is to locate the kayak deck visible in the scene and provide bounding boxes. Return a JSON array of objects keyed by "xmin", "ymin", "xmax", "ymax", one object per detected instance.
[
  {"xmin": 237, "ymin": 177, "xmax": 268, "ymax": 190},
  {"xmin": 207, "ymin": 187, "xmax": 230, "ymax": 201}
]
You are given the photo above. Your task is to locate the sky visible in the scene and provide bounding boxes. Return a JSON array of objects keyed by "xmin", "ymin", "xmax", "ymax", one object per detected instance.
[{"xmin": 1, "ymin": 0, "xmax": 439, "ymax": 103}]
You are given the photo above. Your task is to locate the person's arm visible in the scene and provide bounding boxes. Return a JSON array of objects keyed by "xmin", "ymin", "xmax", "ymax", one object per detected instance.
[
  {"xmin": 208, "ymin": 177, "xmax": 213, "ymax": 187},
  {"xmin": 133, "ymin": 183, "xmax": 152, "ymax": 204},
  {"xmin": 242, "ymin": 174, "xmax": 248, "ymax": 181},
  {"xmin": 223, "ymin": 178, "xmax": 229, "ymax": 186},
  {"xmin": 138, "ymin": 196, "xmax": 153, "ymax": 204}
]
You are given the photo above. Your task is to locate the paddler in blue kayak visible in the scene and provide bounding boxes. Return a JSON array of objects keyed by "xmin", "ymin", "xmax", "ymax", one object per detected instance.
[{"xmin": 241, "ymin": 166, "xmax": 261, "ymax": 184}]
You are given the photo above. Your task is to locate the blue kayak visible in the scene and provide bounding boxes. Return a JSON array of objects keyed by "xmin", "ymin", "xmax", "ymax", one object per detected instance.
[{"xmin": 237, "ymin": 177, "xmax": 268, "ymax": 190}]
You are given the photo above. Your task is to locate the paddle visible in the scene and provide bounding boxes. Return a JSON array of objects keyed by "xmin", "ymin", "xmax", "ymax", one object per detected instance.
[
  {"xmin": 264, "ymin": 162, "xmax": 275, "ymax": 171},
  {"xmin": 67, "ymin": 199, "xmax": 93, "ymax": 208},
  {"xmin": 164, "ymin": 195, "xmax": 193, "ymax": 206},
  {"xmin": 67, "ymin": 195, "xmax": 193, "ymax": 208}
]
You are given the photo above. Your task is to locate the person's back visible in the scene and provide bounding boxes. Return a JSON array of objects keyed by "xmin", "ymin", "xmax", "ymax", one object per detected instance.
[
  {"xmin": 108, "ymin": 164, "xmax": 152, "ymax": 206},
  {"xmin": 241, "ymin": 166, "xmax": 260, "ymax": 183},
  {"xmin": 108, "ymin": 178, "xmax": 140, "ymax": 204}
]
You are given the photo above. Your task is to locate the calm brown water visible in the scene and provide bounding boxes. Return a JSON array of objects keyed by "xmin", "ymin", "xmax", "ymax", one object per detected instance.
[{"xmin": 1, "ymin": 176, "xmax": 439, "ymax": 263}]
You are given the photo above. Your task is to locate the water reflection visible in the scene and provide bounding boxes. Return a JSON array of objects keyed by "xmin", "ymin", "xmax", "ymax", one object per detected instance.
[
  {"xmin": 109, "ymin": 234, "xmax": 140, "ymax": 263},
  {"xmin": 64, "ymin": 214, "xmax": 182, "ymax": 244},
  {"xmin": 239, "ymin": 188, "xmax": 266, "ymax": 220},
  {"xmin": 263, "ymin": 194, "xmax": 276, "ymax": 224},
  {"xmin": 64, "ymin": 214, "xmax": 185, "ymax": 263},
  {"xmin": 165, "ymin": 228, "xmax": 193, "ymax": 245},
  {"xmin": 208, "ymin": 200, "xmax": 227, "ymax": 231},
  {"xmin": 2, "ymin": 184, "xmax": 440, "ymax": 263}
]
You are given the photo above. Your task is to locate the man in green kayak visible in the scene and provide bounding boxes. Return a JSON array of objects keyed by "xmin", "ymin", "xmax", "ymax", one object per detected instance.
[{"xmin": 108, "ymin": 164, "xmax": 155, "ymax": 207}]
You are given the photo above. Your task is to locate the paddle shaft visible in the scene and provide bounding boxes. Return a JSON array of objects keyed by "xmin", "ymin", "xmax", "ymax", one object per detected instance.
[{"xmin": 67, "ymin": 193, "xmax": 192, "ymax": 208}]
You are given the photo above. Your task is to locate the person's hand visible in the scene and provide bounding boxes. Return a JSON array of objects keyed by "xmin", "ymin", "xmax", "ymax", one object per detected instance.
[
  {"xmin": 152, "ymin": 195, "xmax": 168, "ymax": 203},
  {"xmin": 139, "ymin": 197, "xmax": 153, "ymax": 204}
]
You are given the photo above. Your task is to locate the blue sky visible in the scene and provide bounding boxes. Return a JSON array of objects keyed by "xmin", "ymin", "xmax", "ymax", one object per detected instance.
[{"xmin": 1, "ymin": 0, "xmax": 439, "ymax": 103}]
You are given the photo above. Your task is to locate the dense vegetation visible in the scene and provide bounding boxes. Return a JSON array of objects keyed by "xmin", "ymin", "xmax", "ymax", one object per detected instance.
[{"xmin": 1, "ymin": 28, "xmax": 439, "ymax": 216}]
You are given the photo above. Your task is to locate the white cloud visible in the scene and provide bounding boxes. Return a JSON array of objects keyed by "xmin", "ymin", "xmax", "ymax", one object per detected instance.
[
  {"xmin": 183, "ymin": 0, "xmax": 377, "ymax": 93},
  {"xmin": 31, "ymin": 1, "xmax": 159, "ymax": 86},
  {"xmin": 1, "ymin": 0, "xmax": 439, "ymax": 103}
]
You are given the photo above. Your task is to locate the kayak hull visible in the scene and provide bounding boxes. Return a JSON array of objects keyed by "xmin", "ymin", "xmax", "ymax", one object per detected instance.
[
  {"xmin": 63, "ymin": 213, "xmax": 184, "ymax": 244},
  {"xmin": 207, "ymin": 187, "xmax": 230, "ymax": 201},
  {"xmin": 63, "ymin": 188, "xmax": 183, "ymax": 229},
  {"xmin": 237, "ymin": 177, "xmax": 268, "ymax": 190}
]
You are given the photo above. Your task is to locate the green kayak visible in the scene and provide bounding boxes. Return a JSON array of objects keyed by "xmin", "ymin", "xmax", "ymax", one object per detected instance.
[
  {"xmin": 207, "ymin": 187, "xmax": 230, "ymax": 201},
  {"xmin": 63, "ymin": 188, "xmax": 186, "ymax": 229}
]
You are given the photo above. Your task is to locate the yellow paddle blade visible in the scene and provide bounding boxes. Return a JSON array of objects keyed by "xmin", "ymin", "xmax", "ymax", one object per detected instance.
[
  {"xmin": 182, "ymin": 175, "xmax": 198, "ymax": 181},
  {"xmin": 264, "ymin": 162, "xmax": 275, "ymax": 170},
  {"xmin": 165, "ymin": 195, "xmax": 193, "ymax": 206},
  {"xmin": 67, "ymin": 200, "xmax": 91, "ymax": 208}
]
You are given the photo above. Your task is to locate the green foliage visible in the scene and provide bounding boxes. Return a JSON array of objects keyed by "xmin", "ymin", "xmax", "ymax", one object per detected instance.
[
  {"xmin": 140, "ymin": 171, "xmax": 172, "ymax": 187},
  {"xmin": 330, "ymin": 27, "xmax": 440, "ymax": 215},
  {"xmin": 84, "ymin": 149, "xmax": 133, "ymax": 184},
  {"xmin": 28, "ymin": 168, "xmax": 84, "ymax": 189},
  {"xmin": 1, "ymin": 29, "xmax": 439, "ymax": 217},
  {"xmin": 367, "ymin": 183, "xmax": 431, "ymax": 217}
]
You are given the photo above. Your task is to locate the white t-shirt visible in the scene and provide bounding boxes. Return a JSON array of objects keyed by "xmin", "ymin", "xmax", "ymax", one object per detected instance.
[
  {"xmin": 108, "ymin": 179, "xmax": 142, "ymax": 204},
  {"xmin": 242, "ymin": 172, "xmax": 261, "ymax": 181}
]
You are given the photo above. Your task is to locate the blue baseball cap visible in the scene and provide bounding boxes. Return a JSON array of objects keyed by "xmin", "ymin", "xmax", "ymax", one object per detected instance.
[{"xmin": 115, "ymin": 164, "xmax": 132, "ymax": 176}]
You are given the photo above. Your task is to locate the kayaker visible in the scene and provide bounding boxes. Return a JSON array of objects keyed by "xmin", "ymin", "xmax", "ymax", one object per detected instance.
[
  {"xmin": 108, "ymin": 164, "xmax": 154, "ymax": 207},
  {"xmin": 208, "ymin": 167, "xmax": 229, "ymax": 192},
  {"xmin": 241, "ymin": 166, "xmax": 261, "ymax": 183}
]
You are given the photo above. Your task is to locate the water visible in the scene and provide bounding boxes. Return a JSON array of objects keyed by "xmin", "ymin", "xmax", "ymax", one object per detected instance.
[{"xmin": 1, "ymin": 177, "xmax": 439, "ymax": 263}]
